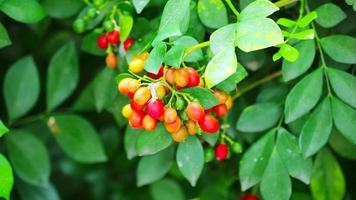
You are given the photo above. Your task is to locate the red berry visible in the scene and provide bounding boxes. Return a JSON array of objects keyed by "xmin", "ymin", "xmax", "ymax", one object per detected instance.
[
  {"xmin": 186, "ymin": 102, "xmax": 205, "ymax": 122},
  {"xmin": 215, "ymin": 143, "xmax": 229, "ymax": 161},
  {"xmin": 97, "ymin": 34, "xmax": 108, "ymax": 49},
  {"xmin": 106, "ymin": 31, "xmax": 120, "ymax": 45},
  {"xmin": 213, "ymin": 104, "xmax": 228, "ymax": 117},
  {"xmin": 240, "ymin": 194, "xmax": 260, "ymax": 200},
  {"xmin": 130, "ymin": 100, "xmax": 145, "ymax": 112},
  {"xmin": 187, "ymin": 68, "xmax": 200, "ymax": 87},
  {"xmin": 147, "ymin": 100, "xmax": 164, "ymax": 120},
  {"xmin": 129, "ymin": 110, "xmax": 144, "ymax": 128},
  {"xmin": 147, "ymin": 65, "xmax": 164, "ymax": 79},
  {"xmin": 199, "ymin": 114, "xmax": 219, "ymax": 133},
  {"xmin": 123, "ymin": 38, "xmax": 134, "ymax": 51}
]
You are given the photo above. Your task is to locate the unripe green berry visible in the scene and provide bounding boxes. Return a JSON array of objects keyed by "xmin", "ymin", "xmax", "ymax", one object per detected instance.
[
  {"xmin": 73, "ymin": 18, "xmax": 86, "ymax": 33},
  {"xmin": 232, "ymin": 142, "xmax": 243, "ymax": 154},
  {"xmin": 174, "ymin": 96, "xmax": 186, "ymax": 110},
  {"xmin": 93, "ymin": 0, "xmax": 105, "ymax": 7},
  {"xmin": 204, "ymin": 148, "xmax": 215, "ymax": 162},
  {"xmin": 103, "ymin": 20, "xmax": 115, "ymax": 32},
  {"xmin": 86, "ymin": 7, "xmax": 97, "ymax": 19}
]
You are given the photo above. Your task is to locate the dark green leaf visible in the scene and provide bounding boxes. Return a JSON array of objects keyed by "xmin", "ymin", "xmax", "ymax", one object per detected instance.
[
  {"xmin": 164, "ymin": 45, "xmax": 185, "ymax": 67},
  {"xmin": 182, "ymin": 87, "xmax": 220, "ymax": 109},
  {"xmin": 132, "ymin": 0, "xmax": 150, "ymax": 13},
  {"xmin": 93, "ymin": 68, "xmax": 117, "ymax": 112},
  {"xmin": 329, "ymin": 129, "xmax": 356, "ymax": 160},
  {"xmin": 71, "ymin": 80, "xmax": 96, "ymax": 111},
  {"xmin": 0, "ymin": 0, "xmax": 46, "ymax": 23},
  {"xmin": 320, "ymin": 35, "xmax": 356, "ymax": 64},
  {"xmin": 315, "ymin": 3, "xmax": 346, "ymax": 28},
  {"xmin": 115, "ymin": 73, "xmax": 133, "ymax": 83},
  {"xmin": 81, "ymin": 31, "xmax": 106, "ymax": 56},
  {"xmin": 197, "ymin": 0, "xmax": 228, "ymax": 29},
  {"xmin": 144, "ymin": 41, "xmax": 167, "ymax": 74},
  {"xmin": 0, "ymin": 22, "xmax": 11, "ymax": 48},
  {"xmin": 201, "ymin": 132, "xmax": 220, "ymax": 146},
  {"xmin": 257, "ymin": 84, "xmax": 288, "ymax": 103},
  {"xmin": 124, "ymin": 126, "xmax": 141, "ymax": 160},
  {"xmin": 210, "ymin": 24, "xmax": 236, "ymax": 55},
  {"xmin": 0, "ymin": 120, "xmax": 9, "ymax": 137},
  {"xmin": 42, "ymin": 0, "xmax": 83, "ymax": 19},
  {"xmin": 0, "ymin": 154, "xmax": 13, "ymax": 200},
  {"xmin": 18, "ymin": 182, "xmax": 60, "ymax": 200},
  {"xmin": 150, "ymin": 178, "xmax": 185, "ymax": 200},
  {"xmin": 239, "ymin": 0, "xmax": 279, "ymax": 20}
]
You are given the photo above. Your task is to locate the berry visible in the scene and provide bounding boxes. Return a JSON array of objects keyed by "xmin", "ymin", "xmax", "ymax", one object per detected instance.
[
  {"xmin": 164, "ymin": 68, "xmax": 175, "ymax": 85},
  {"xmin": 187, "ymin": 68, "xmax": 200, "ymax": 87},
  {"xmin": 106, "ymin": 31, "xmax": 120, "ymax": 45},
  {"xmin": 199, "ymin": 78, "xmax": 205, "ymax": 87},
  {"xmin": 199, "ymin": 114, "xmax": 219, "ymax": 133},
  {"xmin": 156, "ymin": 84, "xmax": 166, "ymax": 99},
  {"xmin": 106, "ymin": 53, "xmax": 117, "ymax": 68},
  {"xmin": 118, "ymin": 78, "xmax": 131, "ymax": 94},
  {"xmin": 103, "ymin": 20, "xmax": 115, "ymax": 32},
  {"xmin": 215, "ymin": 143, "xmax": 228, "ymax": 161},
  {"xmin": 129, "ymin": 110, "xmax": 144, "ymax": 128},
  {"xmin": 213, "ymin": 104, "xmax": 228, "ymax": 117},
  {"xmin": 204, "ymin": 148, "xmax": 215, "ymax": 162},
  {"xmin": 174, "ymin": 68, "xmax": 189, "ymax": 88},
  {"xmin": 122, "ymin": 104, "xmax": 132, "ymax": 118},
  {"xmin": 127, "ymin": 79, "xmax": 140, "ymax": 93},
  {"xmin": 186, "ymin": 102, "xmax": 205, "ymax": 122},
  {"xmin": 133, "ymin": 87, "xmax": 151, "ymax": 105},
  {"xmin": 139, "ymin": 52, "xmax": 149, "ymax": 60},
  {"xmin": 171, "ymin": 126, "xmax": 188, "ymax": 142},
  {"xmin": 93, "ymin": 0, "xmax": 105, "ymax": 6},
  {"xmin": 164, "ymin": 108, "xmax": 178, "ymax": 124},
  {"xmin": 97, "ymin": 34, "xmax": 108, "ymax": 49},
  {"xmin": 165, "ymin": 117, "xmax": 181, "ymax": 133},
  {"xmin": 147, "ymin": 100, "xmax": 164, "ymax": 120},
  {"xmin": 174, "ymin": 97, "xmax": 186, "ymax": 110},
  {"xmin": 142, "ymin": 115, "xmax": 157, "ymax": 131},
  {"xmin": 130, "ymin": 101, "xmax": 145, "ymax": 112},
  {"xmin": 129, "ymin": 57, "xmax": 145, "ymax": 73},
  {"xmin": 123, "ymin": 38, "xmax": 134, "ymax": 51},
  {"xmin": 214, "ymin": 90, "xmax": 228, "ymax": 104},
  {"xmin": 186, "ymin": 120, "xmax": 197, "ymax": 135},
  {"xmin": 86, "ymin": 7, "xmax": 97, "ymax": 19},
  {"xmin": 225, "ymin": 96, "xmax": 233, "ymax": 110},
  {"xmin": 73, "ymin": 18, "xmax": 86, "ymax": 33},
  {"xmin": 147, "ymin": 65, "xmax": 164, "ymax": 79},
  {"xmin": 240, "ymin": 194, "xmax": 260, "ymax": 200},
  {"xmin": 232, "ymin": 142, "xmax": 243, "ymax": 154}
]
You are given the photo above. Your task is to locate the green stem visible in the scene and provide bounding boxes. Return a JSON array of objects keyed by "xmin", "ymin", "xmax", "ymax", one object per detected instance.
[
  {"xmin": 221, "ymin": 133, "xmax": 235, "ymax": 145},
  {"xmin": 182, "ymin": 41, "xmax": 210, "ymax": 62},
  {"xmin": 224, "ymin": 0, "xmax": 239, "ymax": 17},
  {"xmin": 285, "ymin": 0, "xmax": 305, "ymax": 43},
  {"xmin": 274, "ymin": 0, "xmax": 299, "ymax": 8}
]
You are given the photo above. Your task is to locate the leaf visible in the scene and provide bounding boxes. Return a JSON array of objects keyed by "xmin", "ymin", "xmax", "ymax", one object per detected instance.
[
  {"xmin": 132, "ymin": 0, "xmax": 150, "ymax": 13},
  {"xmin": 320, "ymin": 35, "xmax": 356, "ymax": 64},
  {"xmin": 176, "ymin": 136, "xmax": 204, "ymax": 186},
  {"xmin": 290, "ymin": 29, "xmax": 315, "ymax": 40},
  {"xmin": 260, "ymin": 148, "xmax": 291, "ymax": 200},
  {"xmin": 329, "ymin": 129, "xmax": 356, "ymax": 160},
  {"xmin": 81, "ymin": 31, "xmax": 106, "ymax": 56},
  {"xmin": 215, "ymin": 64, "xmax": 248, "ymax": 92},
  {"xmin": 182, "ymin": 87, "xmax": 220, "ymax": 109},
  {"xmin": 282, "ymin": 40, "xmax": 316, "ymax": 81},
  {"xmin": 149, "ymin": 178, "xmax": 185, "ymax": 200},
  {"xmin": 119, "ymin": 11, "xmax": 134, "ymax": 41},
  {"xmin": 239, "ymin": 0, "xmax": 279, "ymax": 20},
  {"xmin": 93, "ymin": 68, "xmax": 117, "ymax": 112},
  {"xmin": 124, "ymin": 126, "xmax": 141, "ymax": 160},
  {"xmin": 201, "ymin": 132, "xmax": 220, "ymax": 146},
  {"xmin": 71, "ymin": 80, "xmax": 96, "ymax": 111},
  {"xmin": 311, "ymin": 148, "xmax": 345, "ymax": 200},
  {"xmin": 284, "ymin": 68, "xmax": 323, "ymax": 123},
  {"xmin": 0, "ymin": 154, "xmax": 14, "ymax": 200},
  {"xmin": 236, "ymin": 102, "xmax": 282, "ymax": 133},
  {"xmin": 0, "ymin": 22, "xmax": 11, "ymax": 48},
  {"xmin": 236, "ymin": 18, "xmax": 284, "ymax": 52},
  {"xmin": 277, "ymin": 128, "xmax": 312, "ymax": 184},
  {"xmin": 327, "ymin": 68, "xmax": 356, "ymax": 108},
  {"xmin": 52, "ymin": 114, "xmax": 107, "ymax": 163},
  {"xmin": 0, "ymin": 0, "xmax": 46, "ymax": 23},
  {"xmin": 197, "ymin": 0, "xmax": 228, "ymax": 29},
  {"xmin": 42, "ymin": 0, "xmax": 83, "ymax": 19},
  {"xmin": 209, "ymin": 24, "xmax": 236, "ymax": 55},
  {"xmin": 298, "ymin": 11, "xmax": 317, "ymax": 28},
  {"xmin": 17, "ymin": 182, "xmax": 60, "ymax": 200},
  {"xmin": 239, "ymin": 130, "xmax": 275, "ymax": 191},
  {"xmin": 277, "ymin": 18, "xmax": 296, "ymax": 28},
  {"xmin": 115, "ymin": 73, "xmax": 133, "ymax": 83},
  {"xmin": 279, "ymin": 43, "xmax": 299, "ymax": 62},
  {"xmin": 144, "ymin": 41, "xmax": 167, "ymax": 74},
  {"xmin": 172, "ymin": 36, "xmax": 203, "ymax": 62},
  {"xmin": 300, "ymin": 98, "xmax": 333, "ymax": 157},
  {"xmin": 47, "ymin": 41, "xmax": 79, "ymax": 111},
  {"xmin": 205, "ymin": 46, "xmax": 237, "ymax": 88},
  {"xmin": 331, "ymin": 97, "xmax": 356, "ymax": 146},
  {"xmin": 0, "ymin": 120, "xmax": 9, "ymax": 137},
  {"xmin": 315, "ymin": 3, "xmax": 346, "ymax": 28},
  {"xmin": 137, "ymin": 147, "xmax": 174, "ymax": 186},
  {"xmin": 136, "ymin": 123, "xmax": 173, "ymax": 156},
  {"xmin": 4, "ymin": 56, "xmax": 40, "ymax": 121},
  {"xmin": 164, "ymin": 45, "xmax": 185, "ymax": 67},
  {"xmin": 6, "ymin": 131, "xmax": 50, "ymax": 186},
  {"xmin": 257, "ymin": 84, "xmax": 288, "ymax": 103}
]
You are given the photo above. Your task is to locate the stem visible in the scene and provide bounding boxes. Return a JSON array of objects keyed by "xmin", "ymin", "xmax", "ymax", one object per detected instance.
[
  {"xmin": 274, "ymin": 0, "xmax": 299, "ymax": 8},
  {"xmin": 233, "ymin": 71, "xmax": 282, "ymax": 99},
  {"xmin": 182, "ymin": 41, "xmax": 210, "ymax": 62},
  {"xmin": 285, "ymin": 0, "xmax": 305, "ymax": 43},
  {"xmin": 224, "ymin": 0, "xmax": 239, "ymax": 17},
  {"xmin": 221, "ymin": 133, "xmax": 235, "ymax": 145}
]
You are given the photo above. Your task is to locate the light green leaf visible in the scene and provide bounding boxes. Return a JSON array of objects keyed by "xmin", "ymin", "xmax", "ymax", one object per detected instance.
[
  {"xmin": 320, "ymin": 35, "xmax": 356, "ymax": 64},
  {"xmin": 290, "ymin": 29, "xmax": 315, "ymax": 40},
  {"xmin": 210, "ymin": 24, "xmax": 236, "ymax": 55},
  {"xmin": 172, "ymin": 36, "xmax": 203, "ymax": 62},
  {"xmin": 164, "ymin": 45, "xmax": 185, "ymax": 67},
  {"xmin": 315, "ymin": 3, "xmax": 346, "ymax": 28},
  {"xmin": 119, "ymin": 12, "xmax": 134, "ymax": 41},
  {"xmin": 42, "ymin": 0, "xmax": 83, "ymax": 19},
  {"xmin": 284, "ymin": 68, "xmax": 323, "ymax": 123},
  {"xmin": 329, "ymin": 129, "xmax": 356, "ymax": 160},
  {"xmin": 124, "ymin": 126, "xmax": 141, "ymax": 160},
  {"xmin": 215, "ymin": 64, "xmax": 248, "ymax": 92},
  {"xmin": 0, "ymin": 120, "xmax": 9, "ymax": 137},
  {"xmin": 279, "ymin": 43, "xmax": 299, "ymax": 62},
  {"xmin": 0, "ymin": 22, "xmax": 11, "ymax": 48},
  {"xmin": 177, "ymin": 136, "xmax": 204, "ymax": 186},
  {"xmin": 47, "ymin": 41, "xmax": 79, "ymax": 111},
  {"xmin": 144, "ymin": 41, "xmax": 167, "ymax": 74},
  {"xmin": 182, "ymin": 87, "xmax": 220, "ymax": 109},
  {"xmin": 0, "ymin": 154, "xmax": 14, "ymax": 200},
  {"xmin": 240, "ymin": 130, "xmax": 275, "ymax": 191},
  {"xmin": 300, "ymin": 98, "xmax": 333, "ymax": 157},
  {"xmin": 197, "ymin": 0, "xmax": 228, "ymax": 29},
  {"xmin": 6, "ymin": 131, "xmax": 50, "ymax": 186},
  {"xmin": 150, "ymin": 178, "xmax": 185, "ymax": 200},
  {"xmin": 311, "ymin": 148, "xmax": 345, "ymax": 200},
  {"xmin": 93, "ymin": 68, "xmax": 117, "ymax": 112},
  {"xmin": 0, "ymin": 0, "xmax": 46, "ymax": 23},
  {"xmin": 298, "ymin": 11, "xmax": 317, "ymax": 28},
  {"xmin": 239, "ymin": 0, "xmax": 279, "ymax": 20},
  {"xmin": 277, "ymin": 18, "xmax": 296, "ymax": 28},
  {"xmin": 4, "ymin": 56, "xmax": 40, "ymax": 121},
  {"xmin": 327, "ymin": 68, "xmax": 356, "ymax": 108},
  {"xmin": 132, "ymin": 0, "xmax": 150, "ymax": 13}
]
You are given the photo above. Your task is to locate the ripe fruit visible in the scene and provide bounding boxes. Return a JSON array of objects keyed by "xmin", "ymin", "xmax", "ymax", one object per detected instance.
[
  {"xmin": 130, "ymin": 101, "xmax": 145, "ymax": 112},
  {"xmin": 129, "ymin": 111, "xmax": 144, "ymax": 128},
  {"xmin": 215, "ymin": 143, "xmax": 228, "ymax": 161},
  {"xmin": 165, "ymin": 68, "xmax": 175, "ymax": 85},
  {"xmin": 103, "ymin": 20, "xmax": 114, "ymax": 32},
  {"xmin": 133, "ymin": 87, "xmax": 151, "ymax": 105},
  {"xmin": 123, "ymin": 38, "xmax": 134, "ymax": 51},
  {"xmin": 240, "ymin": 194, "xmax": 260, "ymax": 200},
  {"xmin": 204, "ymin": 148, "xmax": 215, "ymax": 162},
  {"xmin": 171, "ymin": 126, "xmax": 188, "ymax": 142},
  {"xmin": 118, "ymin": 78, "xmax": 131, "ymax": 94},
  {"xmin": 165, "ymin": 117, "xmax": 181, "ymax": 133},
  {"xmin": 164, "ymin": 108, "xmax": 178, "ymax": 124},
  {"xmin": 129, "ymin": 57, "xmax": 145, "ymax": 73},
  {"xmin": 106, "ymin": 54, "xmax": 117, "ymax": 68},
  {"xmin": 174, "ymin": 68, "xmax": 189, "ymax": 88},
  {"xmin": 213, "ymin": 104, "xmax": 228, "ymax": 117},
  {"xmin": 106, "ymin": 31, "xmax": 120, "ymax": 45},
  {"xmin": 142, "ymin": 115, "xmax": 157, "ymax": 131},
  {"xmin": 147, "ymin": 65, "xmax": 164, "ymax": 79},
  {"xmin": 199, "ymin": 114, "xmax": 219, "ymax": 133},
  {"xmin": 139, "ymin": 52, "xmax": 149, "ymax": 60},
  {"xmin": 232, "ymin": 142, "xmax": 243, "ymax": 154},
  {"xmin": 73, "ymin": 18, "xmax": 86, "ymax": 33},
  {"xmin": 186, "ymin": 120, "xmax": 197, "ymax": 135},
  {"xmin": 97, "ymin": 34, "xmax": 108, "ymax": 49},
  {"xmin": 187, "ymin": 68, "xmax": 200, "ymax": 87},
  {"xmin": 122, "ymin": 104, "xmax": 132, "ymax": 118},
  {"xmin": 214, "ymin": 90, "xmax": 228, "ymax": 104},
  {"xmin": 156, "ymin": 84, "xmax": 166, "ymax": 99},
  {"xmin": 127, "ymin": 79, "xmax": 140, "ymax": 93},
  {"xmin": 225, "ymin": 96, "xmax": 233, "ymax": 110},
  {"xmin": 186, "ymin": 102, "xmax": 205, "ymax": 122},
  {"xmin": 147, "ymin": 100, "xmax": 164, "ymax": 120}
]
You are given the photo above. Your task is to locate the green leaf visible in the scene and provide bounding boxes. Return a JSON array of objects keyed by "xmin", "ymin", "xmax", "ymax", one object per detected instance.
[
  {"xmin": 136, "ymin": 123, "xmax": 173, "ymax": 156},
  {"xmin": 197, "ymin": 0, "xmax": 228, "ymax": 29},
  {"xmin": 257, "ymin": 84, "xmax": 288, "ymax": 103},
  {"xmin": 81, "ymin": 31, "xmax": 106, "ymax": 56},
  {"xmin": 239, "ymin": 0, "xmax": 279, "ymax": 20},
  {"xmin": 137, "ymin": 147, "xmax": 174, "ymax": 186},
  {"xmin": 52, "ymin": 114, "xmax": 107, "ymax": 163},
  {"xmin": 150, "ymin": 178, "xmax": 185, "ymax": 200},
  {"xmin": 164, "ymin": 45, "xmax": 185, "ymax": 67},
  {"xmin": 284, "ymin": 68, "xmax": 323, "ymax": 123},
  {"xmin": 277, "ymin": 18, "xmax": 296, "ymax": 28},
  {"xmin": 279, "ymin": 43, "xmax": 299, "ymax": 62},
  {"xmin": 6, "ymin": 131, "xmax": 50, "ymax": 186},
  {"xmin": 331, "ymin": 97, "xmax": 356, "ymax": 146},
  {"xmin": 144, "ymin": 41, "xmax": 167, "ymax": 74},
  {"xmin": 47, "ymin": 41, "xmax": 79, "ymax": 111},
  {"xmin": 215, "ymin": 64, "xmax": 248, "ymax": 92},
  {"xmin": 17, "ymin": 182, "xmax": 60, "ymax": 200},
  {"xmin": 282, "ymin": 40, "xmax": 316, "ymax": 81},
  {"xmin": 0, "ymin": 0, "xmax": 46, "ymax": 23},
  {"xmin": 237, "ymin": 102, "xmax": 282, "ymax": 133},
  {"xmin": 71, "ymin": 80, "xmax": 96, "ymax": 111},
  {"xmin": 172, "ymin": 36, "xmax": 203, "ymax": 62},
  {"xmin": 210, "ymin": 24, "xmax": 236, "ymax": 55},
  {"xmin": 0, "ymin": 22, "xmax": 11, "ymax": 48},
  {"xmin": 277, "ymin": 128, "xmax": 312, "ymax": 184},
  {"xmin": 320, "ymin": 35, "xmax": 356, "ymax": 64},
  {"xmin": 4, "ymin": 56, "xmax": 40, "ymax": 121},
  {"xmin": 119, "ymin": 12, "xmax": 134, "ymax": 41},
  {"xmin": 93, "ymin": 68, "xmax": 117, "ymax": 112},
  {"xmin": 201, "ymin": 132, "xmax": 220, "ymax": 146},
  {"xmin": 115, "ymin": 73, "xmax": 133, "ymax": 83},
  {"xmin": 42, "ymin": 0, "xmax": 83, "ymax": 19},
  {"xmin": 132, "ymin": 0, "xmax": 150, "ymax": 13},
  {"xmin": 0, "ymin": 120, "xmax": 9, "ymax": 137},
  {"xmin": 290, "ymin": 29, "xmax": 315, "ymax": 40},
  {"xmin": 182, "ymin": 87, "xmax": 220, "ymax": 109},
  {"xmin": 300, "ymin": 98, "xmax": 333, "ymax": 157},
  {"xmin": 315, "ymin": 3, "xmax": 346, "ymax": 28},
  {"xmin": 327, "ymin": 68, "xmax": 356, "ymax": 108},
  {"xmin": 205, "ymin": 46, "xmax": 237, "ymax": 88},
  {"xmin": 236, "ymin": 18, "xmax": 284, "ymax": 52},
  {"xmin": 239, "ymin": 130, "xmax": 275, "ymax": 191},
  {"xmin": 260, "ymin": 148, "xmax": 291, "ymax": 200},
  {"xmin": 0, "ymin": 154, "xmax": 14, "ymax": 200},
  {"xmin": 124, "ymin": 126, "xmax": 141, "ymax": 160},
  {"xmin": 298, "ymin": 11, "xmax": 317, "ymax": 28},
  {"xmin": 329, "ymin": 129, "xmax": 356, "ymax": 160},
  {"xmin": 311, "ymin": 148, "xmax": 345, "ymax": 200},
  {"xmin": 176, "ymin": 136, "xmax": 204, "ymax": 186}
]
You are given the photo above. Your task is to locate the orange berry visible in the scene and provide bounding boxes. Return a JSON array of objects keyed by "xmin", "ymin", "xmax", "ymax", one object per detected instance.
[
  {"xmin": 138, "ymin": 51, "xmax": 149, "ymax": 60},
  {"xmin": 164, "ymin": 108, "xmax": 178, "ymax": 124},
  {"xmin": 129, "ymin": 57, "xmax": 145, "ymax": 73},
  {"xmin": 142, "ymin": 115, "xmax": 157, "ymax": 131},
  {"xmin": 165, "ymin": 117, "xmax": 181, "ymax": 133},
  {"xmin": 106, "ymin": 53, "xmax": 117, "ymax": 68},
  {"xmin": 165, "ymin": 68, "xmax": 175, "ymax": 85},
  {"xmin": 174, "ymin": 68, "xmax": 189, "ymax": 88},
  {"xmin": 122, "ymin": 104, "xmax": 133, "ymax": 118},
  {"xmin": 133, "ymin": 87, "xmax": 151, "ymax": 106},
  {"xmin": 171, "ymin": 126, "xmax": 188, "ymax": 142},
  {"xmin": 186, "ymin": 120, "xmax": 197, "ymax": 135},
  {"xmin": 118, "ymin": 78, "xmax": 132, "ymax": 94},
  {"xmin": 186, "ymin": 102, "xmax": 205, "ymax": 122},
  {"xmin": 214, "ymin": 90, "xmax": 228, "ymax": 104},
  {"xmin": 225, "ymin": 96, "xmax": 233, "ymax": 110},
  {"xmin": 128, "ymin": 79, "xmax": 140, "ymax": 93}
]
